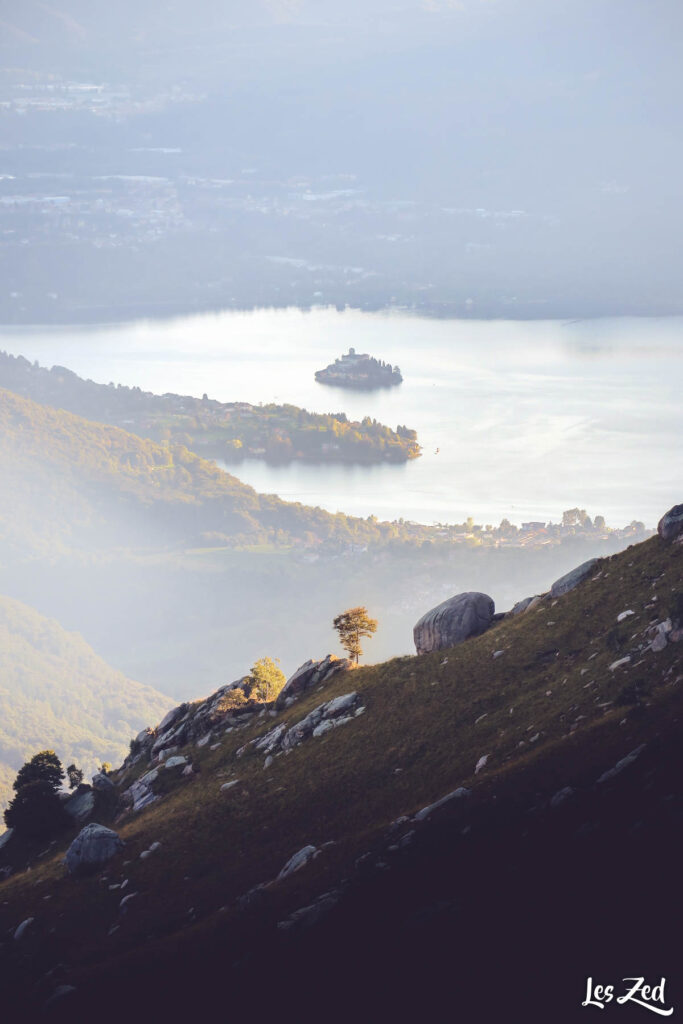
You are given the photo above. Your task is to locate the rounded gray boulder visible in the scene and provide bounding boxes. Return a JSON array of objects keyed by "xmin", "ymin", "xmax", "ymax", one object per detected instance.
[
  {"xmin": 65, "ymin": 823, "xmax": 124, "ymax": 876},
  {"xmin": 658, "ymin": 504, "xmax": 683, "ymax": 543},
  {"xmin": 413, "ymin": 592, "xmax": 495, "ymax": 655}
]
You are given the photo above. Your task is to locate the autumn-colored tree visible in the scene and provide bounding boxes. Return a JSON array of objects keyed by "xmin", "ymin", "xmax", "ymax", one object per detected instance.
[
  {"xmin": 249, "ymin": 656, "xmax": 286, "ymax": 703},
  {"xmin": 333, "ymin": 606, "xmax": 378, "ymax": 665}
]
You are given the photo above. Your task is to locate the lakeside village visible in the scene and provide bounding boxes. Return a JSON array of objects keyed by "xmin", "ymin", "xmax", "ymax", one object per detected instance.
[{"xmin": 299, "ymin": 510, "xmax": 651, "ymax": 561}]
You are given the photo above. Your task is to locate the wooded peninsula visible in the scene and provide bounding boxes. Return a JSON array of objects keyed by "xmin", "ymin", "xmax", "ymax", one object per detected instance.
[{"xmin": 0, "ymin": 352, "xmax": 420, "ymax": 466}]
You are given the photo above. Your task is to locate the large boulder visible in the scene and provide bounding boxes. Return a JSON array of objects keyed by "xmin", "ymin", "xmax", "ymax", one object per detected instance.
[
  {"xmin": 413, "ymin": 592, "xmax": 495, "ymax": 655},
  {"xmin": 658, "ymin": 504, "xmax": 683, "ymax": 542},
  {"xmin": 65, "ymin": 823, "xmax": 124, "ymax": 876},
  {"xmin": 275, "ymin": 655, "xmax": 352, "ymax": 709},
  {"xmin": 550, "ymin": 558, "xmax": 600, "ymax": 598}
]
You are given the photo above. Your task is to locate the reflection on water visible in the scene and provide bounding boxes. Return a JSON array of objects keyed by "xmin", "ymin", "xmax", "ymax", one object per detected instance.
[{"xmin": 2, "ymin": 308, "xmax": 682, "ymax": 527}]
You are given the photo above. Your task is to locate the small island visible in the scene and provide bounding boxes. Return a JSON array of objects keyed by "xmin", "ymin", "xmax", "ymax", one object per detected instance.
[{"xmin": 315, "ymin": 348, "xmax": 403, "ymax": 390}]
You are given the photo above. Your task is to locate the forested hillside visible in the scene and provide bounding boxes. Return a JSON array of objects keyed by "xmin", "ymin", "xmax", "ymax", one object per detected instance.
[
  {"xmin": 0, "ymin": 353, "xmax": 420, "ymax": 465},
  {"xmin": 0, "ymin": 594, "xmax": 172, "ymax": 809},
  {"xmin": 0, "ymin": 388, "xmax": 429, "ymax": 558}
]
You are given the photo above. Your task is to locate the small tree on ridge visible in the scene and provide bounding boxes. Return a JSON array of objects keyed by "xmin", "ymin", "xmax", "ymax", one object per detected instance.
[{"xmin": 333, "ymin": 606, "xmax": 378, "ymax": 665}]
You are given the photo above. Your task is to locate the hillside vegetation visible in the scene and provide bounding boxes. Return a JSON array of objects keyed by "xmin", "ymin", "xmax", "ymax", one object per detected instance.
[
  {"xmin": 0, "ymin": 352, "xmax": 420, "ymax": 465},
  {"xmin": 0, "ymin": 530, "xmax": 680, "ymax": 1019},
  {"xmin": 0, "ymin": 594, "xmax": 172, "ymax": 809},
  {"xmin": 0, "ymin": 388, "xmax": 433, "ymax": 559}
]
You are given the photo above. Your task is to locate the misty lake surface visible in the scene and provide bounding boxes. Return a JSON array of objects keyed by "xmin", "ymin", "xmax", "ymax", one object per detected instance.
[{"xmin": 2, "ymin": 308, "xmax": 682, "ymax": 528}]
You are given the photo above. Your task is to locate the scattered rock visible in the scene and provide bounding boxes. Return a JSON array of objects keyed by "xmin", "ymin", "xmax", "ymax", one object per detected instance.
[
  {"xmin": 132, "ymin": 792, "xmax": 158, "ymax": 813},
  {"xmin": 652, "ymin": 632, "xmax": 668, "ymax": 652},
  {"xmin": 657, "ymin": 503, "xmax": 683, "ymax": 542},
  {"xmin": 254, "ymin": 724, "xmax": 286, "ymax": 754},
  {"xmin": 119, "ymin": 892, "xmax": 138, "ymax": 910},
  {"xmin": 14, "ymin": 917, "xmax": 34, "ymax": 941},
  {"xmin": 609, "ymin": 656, "xmax": 631, "ymax": 671},
  {"xmin": 278, "ymin": 844, "xmax": 319, "ymax": 880},
  {"xmin": 617, "ymin": 610, "xmax": 635, "ymax": 622},
  {"xmin": 475, "ymin": 755, "xmax": 489, "ymax": 775},
  {"xmin": 220, "ymin": 780, "xmax": 239, "ymax": 792},
  {"xmin": 550, "ymin": 786, "xmax": 575, "ymax": 808},
  {"xmin": 65, "ymin": 823, "xmax": 124, "ymax": 876},
  {"xmin": 278, "ymin": 891, "xmax": 340, "ymax": 932},
  {"xmin": 163, "ymin": 755, "xmax": 188, "ymax": 770},
  {"xmin": 43, "ymin": 985, "xmax": 77, "ymax": 1010},
  {"xmin": 414, "ymin": 787, "xmax": 470, "ymax": 822},
  {"xmin": 413, "ymin": 592, "xmax": 495, "ymax": 654},
  {"xmin": 550, "ymin": 559, "xmax": 600, "ymax": 598},
  {"xmin": 597, "ymin": 744, "xmax": 646, "ymax": 784}
]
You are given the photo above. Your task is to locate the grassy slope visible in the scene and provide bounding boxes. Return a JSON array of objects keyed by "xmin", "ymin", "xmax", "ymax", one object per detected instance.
[
  {"xmin": 0, "ymin": 594, "xmax": 173, "ymax": 808},
  {"xmin": 0, "ymin": 531, "xmax": 681, "ymax": 1016}
]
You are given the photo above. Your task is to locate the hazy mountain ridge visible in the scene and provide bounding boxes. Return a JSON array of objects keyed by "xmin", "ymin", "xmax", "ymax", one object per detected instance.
[{"xmin": 0, "ymin": 593, "xmax": 173, "ymax": 809}]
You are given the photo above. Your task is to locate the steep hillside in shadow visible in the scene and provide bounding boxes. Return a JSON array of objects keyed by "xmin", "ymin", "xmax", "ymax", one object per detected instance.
[{"xmin": 0, "ymin": 524, "xmax": 680, "ymax": 1021}]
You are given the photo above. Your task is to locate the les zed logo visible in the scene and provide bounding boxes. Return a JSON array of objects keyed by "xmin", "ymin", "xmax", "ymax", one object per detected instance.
[{"xmin": 583, "ymin": 977, "xmax": 673, "ymax": 1016}]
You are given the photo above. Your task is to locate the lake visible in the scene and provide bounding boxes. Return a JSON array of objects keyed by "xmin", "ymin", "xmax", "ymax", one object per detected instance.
[{"xmin": 1, "ymin": 307, "xmax": 681, "ymax": 528}]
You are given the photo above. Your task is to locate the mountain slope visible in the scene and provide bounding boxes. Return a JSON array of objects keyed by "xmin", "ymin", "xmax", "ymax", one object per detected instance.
[
  {"xmin": 0, "ymin": 527, "xmax": 681, "ymax": 1019},
  {"xmin": 0, "ymin": 387, "xmax": 428, "ymax": 559},
  {"xmin": 0, "ymin": 594, "xmax": 173, "ymax": 809}
]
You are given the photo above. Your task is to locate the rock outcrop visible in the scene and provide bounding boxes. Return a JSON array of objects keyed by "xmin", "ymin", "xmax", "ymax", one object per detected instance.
[
  {"xmin": 413, "ymin": 592, "xmax": 495, "ymax": 654},
  {"xmin": 240, "ymin": 692, "xmax": 365, "ymax": 761},
  {"xmin": 275, "ymin": 655, "xmax": 352, "ymax": 709},
  {"xmin": 510, "ymin": 595, "xmax": 543, "ymax": 615},
  {"xmin": 91, "ymin": 773, "xmax": 114, "ymax": 793},
  {"xmin": 550, "ymin": 558, "xmax": 600, "ymax": 598},
  {"xmin": 65, "ymin": 823, "xmax": 124, "ymax": 876},
  {"xmin": 64, "ymin": 787, "xmax": 95, "ymax": 823},
  {"xmin": 658, "ymin": 503, "xmax": 683, "ymax": 543}
]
